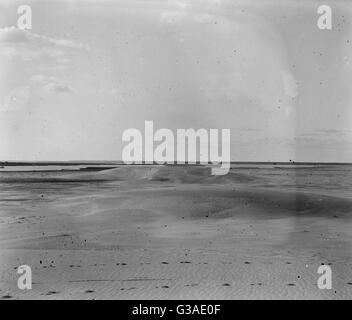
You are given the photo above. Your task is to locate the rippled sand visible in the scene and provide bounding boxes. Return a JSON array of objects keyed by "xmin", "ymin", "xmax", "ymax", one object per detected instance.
[{"xmin": 0, "ymin": 165, "xmax": 351, "ymax": 299}]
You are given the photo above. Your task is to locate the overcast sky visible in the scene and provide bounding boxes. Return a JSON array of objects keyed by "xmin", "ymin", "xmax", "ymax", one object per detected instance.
[{"xmin": 0, "ymin": 0, "xmax": 351, "ymax": 162}]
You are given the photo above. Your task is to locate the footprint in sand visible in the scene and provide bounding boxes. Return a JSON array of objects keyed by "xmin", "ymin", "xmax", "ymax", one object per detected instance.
[
  {"xmin": 185, "ymin": 284, "xmax": 198, "ymax": 287},
  {"xmin": 46, "ymin": 291, "xmax": 60, "ymax": 295},
  {"xmin": 85, "ymin": 290, "xmax": 95, "ymax": 293}
]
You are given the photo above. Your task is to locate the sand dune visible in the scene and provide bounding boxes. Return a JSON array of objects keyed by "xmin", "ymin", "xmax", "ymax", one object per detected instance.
[
  {"xmin": 60, "ymin": 165, "xmax": 218, "ymax": 183},
  {"xmin": 59, "ymin": 164, "xmax": 261, "ymax": 185},
  {"xmin": 0, "ymin": 165, "xmax": 264, "ymax": 185}
]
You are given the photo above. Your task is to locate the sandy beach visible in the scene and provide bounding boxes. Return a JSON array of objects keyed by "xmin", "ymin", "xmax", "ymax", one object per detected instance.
[
  {"xmin": 0, "ymin": 164, "xmax": 351, "ymax": 299},
  {"xmin": 1, "ymin": 0, "xmax": 352, "ymax": 305}
]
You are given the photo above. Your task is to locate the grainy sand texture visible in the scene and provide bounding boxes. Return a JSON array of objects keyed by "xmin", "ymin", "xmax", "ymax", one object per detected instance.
[{"xmin": 0, "ymin": 164, "xmax": 351, "ymax": 299}]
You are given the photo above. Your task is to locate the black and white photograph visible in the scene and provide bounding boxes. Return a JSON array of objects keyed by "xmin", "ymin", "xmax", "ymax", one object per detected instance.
[{"xmin": 0, "ymin": 0, "xmax": 351, "ymax": 305}]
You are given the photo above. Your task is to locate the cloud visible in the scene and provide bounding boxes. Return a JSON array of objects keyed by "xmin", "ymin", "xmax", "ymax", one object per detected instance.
[
  {"xmin": 0, "ymin": 26, "xmax": 88, "ymax": 49},
  {"xmin": 168, "ymin": 0, "xmax": 189, "ymax": 10},
  {"xmin": 0, "ymin": 74, "xmax": 73, "ymax": 112},
  {"xmin": 0, "ymin": 26, "xmax": 89, "ymax": 62},
  {"xmin": 303, "ymin": 129, "xmax": 352, "ymax": 137},
  {"xmin": 159, "ymin": 0, "xmax": 228, "ymax": 25},
  {"xmin": 160, "ymin": 11, "xmax": 188, "ymax": 24},
  {"xmin": 42, "ymin": 82, "xmax": 73, "ymax": 93},
  {"xmin": 295, "ymin": 129, "xmax": 352, "ymax": 146},
  {"xmin": 160, "ymin": 9, "xmax": 221, "ymax": 25},
  {"xmin": 30, "ymin": 74, "xmax": 74, "ymax": 93},
  {"xmin": 0, "ymin": 27, "xmax": 27, "ymax": 43}
]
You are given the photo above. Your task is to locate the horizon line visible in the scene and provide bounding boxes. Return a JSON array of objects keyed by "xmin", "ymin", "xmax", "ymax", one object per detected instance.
[{"xmin": 1, "ymin": 160, "xmax": 352, "ymax": 166}]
